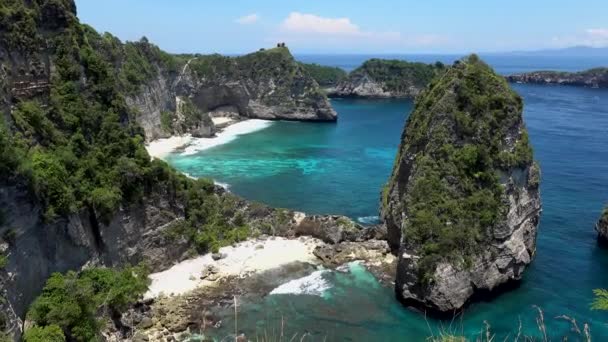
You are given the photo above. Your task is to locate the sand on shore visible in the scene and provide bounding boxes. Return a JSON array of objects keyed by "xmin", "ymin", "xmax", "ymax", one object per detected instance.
[
  {"xmin": 211, "ymin": 116, "xmax": 234, "ymax": 125},
  {"xmin": 144, "ymin": 119, "xmax": 273, "ymax": 159},
  {"xmin": 145, "ymin": 135, "xmax": 193, "ymax": 159},
  {"xmin": 181, "ymin": 119, "xmax": 272, "ymax": 156},
  {"xmin": 145, "ymin": 236, "xmax": 322, "ymax": 299}
]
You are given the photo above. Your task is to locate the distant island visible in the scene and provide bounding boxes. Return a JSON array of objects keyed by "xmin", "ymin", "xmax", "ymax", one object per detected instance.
[
  {"xmin": 301, "ymin": 59, "xmax": 445, "ymax": 98},
  {"xmin": 506, "ymin": 68, "xmax": 608, "ymax": 88}
]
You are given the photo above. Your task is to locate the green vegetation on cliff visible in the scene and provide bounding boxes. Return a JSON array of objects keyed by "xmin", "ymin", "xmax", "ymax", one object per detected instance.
[
  {"xmin": 26, "ymin": 266, "xmax": 148, "ymax": 341},
  {"xmin": 0, "ymin": 0, "xmax": 195, "ymax": 225},
  {"xmin": 187, "ymin": 47, "xmax": 331, "ymax": 114},
  {"xmin": 386, "ymin": 55, "xmax": 533, "ymax": 280},
  {"xmin": 352, "ymin": 59, "xmax": 444, "ymax": 93},
  {"xmin": 23, "ymin": 325, "xmax": 65, "ymax": 342},
  {"xmin": 299, "ymin": 62, "xmax": 347, "ymax": 87}
]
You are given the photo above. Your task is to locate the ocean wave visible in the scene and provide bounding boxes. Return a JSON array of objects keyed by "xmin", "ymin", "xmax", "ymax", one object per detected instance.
[
  {"xmin": 214, "ymin": 181, "xmax": 230, "ymax": 190},
  {"xmin": 357, "ymin": 216, "xmax": 379, "ymax": 225},
  {"xmin": 269, "ymin": 270, "xmax": 330, "ymax": 296},
  {"xmin": 181, "ymin": 119, "xmax": 273, "ymax": 156}
]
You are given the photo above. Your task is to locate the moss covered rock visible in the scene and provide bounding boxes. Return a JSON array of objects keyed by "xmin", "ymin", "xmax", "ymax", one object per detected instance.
[{"xmin": 381, "ymin": 55, "xmax": 541, "ymax": 313}]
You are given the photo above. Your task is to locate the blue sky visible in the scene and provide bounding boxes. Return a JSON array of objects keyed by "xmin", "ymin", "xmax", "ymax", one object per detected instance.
[{"xmin": 75, "ymin": 0, "xmax": 608, "ymax": 54}]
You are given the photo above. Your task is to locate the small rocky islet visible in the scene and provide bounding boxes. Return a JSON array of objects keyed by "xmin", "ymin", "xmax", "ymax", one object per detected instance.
[
  {"xmin": 0, "ymin": 0, "xmax": 605, "ymax": 341},
  {"xmin": 381, "ymin": 55, "xmax": 541, "ymax": 313},
  {"xmin": 506, "ymin": 68, "xmax": 608, "ymax": 88}
]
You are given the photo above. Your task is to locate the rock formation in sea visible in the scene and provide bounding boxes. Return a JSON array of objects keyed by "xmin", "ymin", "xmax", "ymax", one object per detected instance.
[
  {"xmin": 506, "ymin": 68, "xmax": 608, "ymax": 88},
  {"xmin": 328, "ymin": 59, "xmax": 445, "ymax": 98},
  {"xmin": 381, "ymin": 55, "xmax": 542, "ymax": 313},
  {"xmin": 596, "ymin": 206, "xmax": 608, "ymax": 242}
]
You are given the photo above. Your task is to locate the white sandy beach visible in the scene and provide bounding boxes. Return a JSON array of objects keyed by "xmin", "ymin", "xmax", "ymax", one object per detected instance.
[
  {"xmin": 145, "ymin": 134, "xmax": 193, "ymax": 159},
  {"xmin": 144, "ymin": 119, "xmax": 273, "ymax": 159},
  {"xmin": 211, "ymin": 116, "xmax": 234, "ymax": 125},
  {"xmin": 145, "ymin": 236, "xmax": 322, "ymax": 299},
  {"xmin": 181, "ymin": 119, "xmax": 272, "ymax": 156}
]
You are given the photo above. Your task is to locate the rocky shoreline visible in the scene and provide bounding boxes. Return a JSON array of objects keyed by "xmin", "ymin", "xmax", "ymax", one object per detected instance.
[{"xmin": 104, "ymin": 221, "xmax": 396, "ymax": 342}]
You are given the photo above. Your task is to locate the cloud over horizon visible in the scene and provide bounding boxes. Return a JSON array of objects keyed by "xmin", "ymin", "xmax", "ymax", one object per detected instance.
[
  {"xmin": 273, "ymin": 12, "xmax": 447, "ymax": 52},
  {"xmin": 551, "ymin": 28, "xmax": 608, "ymax": 48}
]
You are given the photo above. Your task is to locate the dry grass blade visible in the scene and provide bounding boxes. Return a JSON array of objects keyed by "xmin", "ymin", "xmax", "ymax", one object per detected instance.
[{"xmin": 555, "ymin": 315, "xmax": 581, "ymax": 335}]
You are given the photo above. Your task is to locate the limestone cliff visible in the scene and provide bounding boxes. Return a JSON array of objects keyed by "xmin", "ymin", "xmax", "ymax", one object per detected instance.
[
  {"xmin": 328, "ymin": 59, "xmax": 444, "ymax": 98},
  {"xmin": 597, "ymin": 206, "xmax": 608, "ymax": 241},
  {"xmin": 98, "ymin": 40, "xmax": 336, "ymax": 142},
  {"xmin": 506, "ymin": 68, "xmax": 608, "ymax": 88},
  {"xmin": 180, "ymin": 49, "xmax": 337, "ymax": 123},
  {"xmin": 0, "ymin": 1, "xmax": 337, "ymax": 338},
  {"xmin": 381, "ymin": 55, "xmax": 541, "ymax": 313}
]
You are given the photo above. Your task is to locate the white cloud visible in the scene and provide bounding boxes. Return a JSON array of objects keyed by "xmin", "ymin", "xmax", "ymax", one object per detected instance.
[
  {"xmin": 551, "ymin": 28, "xmax": 608, "ymax": 48},
  {"xmin": 235, "ymin": 13, "xmax": 259, "ymax": 25},
  {"xmin": 281, "ymin": 12, "xmax": 360, "ymax": 35},
  {"xmin": 279, "ymin": 12, "xmax": 405, "ymax": 42},
  {"xmin": 270, "ymin": 12, "xmax": 448, "ymax": 52},
  {"xmin": 586, "ymin": 28, "xmax": 608, "ymax": 40}
]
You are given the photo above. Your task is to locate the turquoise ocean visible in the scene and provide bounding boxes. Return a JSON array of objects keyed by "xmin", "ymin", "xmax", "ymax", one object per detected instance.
[{"xmin": 166, "ymin": 55, "xmax": 608, "ymax": 340}]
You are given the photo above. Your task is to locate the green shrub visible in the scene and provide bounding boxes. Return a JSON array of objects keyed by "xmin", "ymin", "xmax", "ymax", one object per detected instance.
[
  {"xmin": 23, "ymin": 325, "xmax": 65, "ymax": 342},
  {"xmin": 27, "ymin": 266, "xmax": 149, "ymax": 341},
  {"xmin": 0, "ymin": 254, "xmax": 7, "ymax": 269},
  {"xmin": 299, "ymin": 62, "xmax": 347, "ymax": 87},
  {"xmin": 160, "ymin": 110, "xmax": 173, "ymax": 132}
]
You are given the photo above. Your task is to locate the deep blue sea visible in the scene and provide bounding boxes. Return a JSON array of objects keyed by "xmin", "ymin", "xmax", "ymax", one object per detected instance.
[{"xmin": 167, "ymin": 56, "xmax": 608, "ymax": 340}]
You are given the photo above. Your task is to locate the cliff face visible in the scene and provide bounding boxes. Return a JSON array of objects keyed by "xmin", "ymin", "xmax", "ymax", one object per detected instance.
[
  {"xmin": 506, "ymin": 68, "xmax": 608, "ymax": 88},
  {"xmin": 181, "ymin": 49, "xmax": 337, "ymax": 123},
  {"xmin": 328, "ymin": 59, "xmax": 444, "ymax": 98},
  {"xmin": 0, "ymin": 2, "xmax": 337, "ymax": 337},
  {"xmin": 597, "ymin": 206, "xmax": 608, "ymax": 241},
  {"xmin": 125, "ymin": 47, "xmax": 337, "ymax": 142},
  {"xmin": 381, "ymin": 56, "xmax": 541, "ymax": 313}
]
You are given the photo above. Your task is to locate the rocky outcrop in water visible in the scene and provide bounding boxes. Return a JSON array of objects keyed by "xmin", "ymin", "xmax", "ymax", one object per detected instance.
[
  {"xmin": 328, "ymin": 59, "xmax": 444, "ymax": 98},
  {"xmin": 381, "ymin": 55, "xmax": 541, "ymax": 313},
  {"xmin": 597, "ymin": 206, "xmax": 608, "ymax": 242},
  {"xmin": 506, "ymin": 68, "xmax": 608, "ymax": 88}
]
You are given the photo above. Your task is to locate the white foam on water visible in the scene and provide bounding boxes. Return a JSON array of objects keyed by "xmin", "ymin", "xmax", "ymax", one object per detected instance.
[
  {"xmin": 357, "ymin": 216, "xmax": 379, "ymax": 225},
  {"xmin": 214, "ymin": 181, "xmax": 230, "ymax": 190},
  {"xmin": 181, "ymin": 119, "xmax": 273, "ymax": 156},
  {"xmin": 145, "ymin": 134, "xmax": 193, "ymax": 159},
  {"xmin": 269, "ymin": 270, "xmax": 331, "ymax": 296}
]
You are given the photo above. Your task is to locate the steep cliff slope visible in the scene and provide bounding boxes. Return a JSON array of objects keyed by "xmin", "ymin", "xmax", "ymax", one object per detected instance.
[
  {"xmin": 381, "ymin": 55, "xmax": 541, "ymax": 313},
  {"xmin": 329, "ymin": 59, "xmax": 444, "ymax": 98},
  {"xmin": 597, "ymin": 206, "xmax": 608, "ymax": 241},
  {"xmin": 507, "ymin": 68, "xmax": 608, "ymax": 88},
  {"xmin": 180, "ymin": 49, "xmax": 337, "ymax": 123},
  {"xmin": 0, "ymin": 1, "xmax": 339, "ymax": 338}
]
